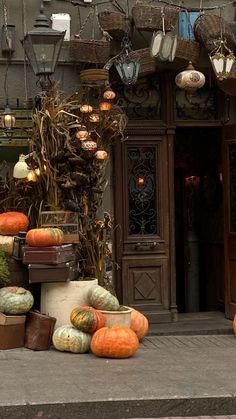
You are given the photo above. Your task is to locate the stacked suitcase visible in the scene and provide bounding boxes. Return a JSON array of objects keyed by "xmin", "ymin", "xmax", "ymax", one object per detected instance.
[{"xmin": 22, "ymin": 244, "xmax": 78, "ymax": 283}]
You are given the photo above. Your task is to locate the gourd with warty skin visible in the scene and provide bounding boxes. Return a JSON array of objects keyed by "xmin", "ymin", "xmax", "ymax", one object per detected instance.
[
  {"xmin": 91, "ymin": 326, "xmax": 139, "ymax": 358},
  {"xmin": 87, "ymin": 285, "xmax": 120, "ymax": 311},
  {"xmin": 0, "ymin": 286, "xmax": 34, "ymax": 314},
  {"xmin": 52, "ymin": 325, "xmax": 91, "ymax": 353}
]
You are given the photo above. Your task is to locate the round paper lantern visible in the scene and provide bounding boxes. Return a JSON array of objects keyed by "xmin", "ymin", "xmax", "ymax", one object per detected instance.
[
  {"xmin": 99, "ymin": 101, "xmax": 112, "ymax": 111},
  {"xmin": 75, "ymin": 127, "xmax": 89, "ymax": 140},
  {"xmin": 89, "ymin": 113, "xmax": 100, "ymax": 123},
  {"xmin": 175, "ymin": 61, "xmax": 205, "ymax": 93},
  {"xmin": 95, "ymin": 150, "xmax": 108, "ymax": 160},
  {"xmin": 80, "ymin": 104, "xmax": 93, "ymax": 113},
  {"xmin": 103, "ymin": 89, "xmax": 116, "ymax": 100},
  {"xmin": 81, "ymin": 140, "xmax": 97, "ymax": 152}
]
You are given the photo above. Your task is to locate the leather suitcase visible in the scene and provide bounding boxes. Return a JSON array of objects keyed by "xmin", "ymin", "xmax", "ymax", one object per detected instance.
[
  {"xmin": 24, "ymin": 310, "xmax": 56, "ymax": 350},
  {"xmin": 22, "ymin": 244, "xmax": 76, "ymax": 265},
  {"xmin": 28, "ymin": 261, "xmax": 79, "ymax": 283},
  {"xmin": 0, "ymin": 323, "xmax": 25, "ymax": 349}
]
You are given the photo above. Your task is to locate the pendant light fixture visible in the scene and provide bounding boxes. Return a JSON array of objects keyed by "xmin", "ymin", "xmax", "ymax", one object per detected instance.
[
  {"xmin": 115, "ymin": 35, "xmax": 140, "ymax": 85},
  {"xmin": 175, "ymin": 61, "xmax": 205, "ymax": 94},
  {"xmin": 209, "ymin": 40, "xmax": 235, "ymax": 81},
  {"xmin": 150, "ymin": 7, "xmax": 177, "ymax": 62}
]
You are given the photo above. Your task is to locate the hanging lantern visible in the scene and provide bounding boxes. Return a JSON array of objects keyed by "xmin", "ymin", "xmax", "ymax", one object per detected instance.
[
  {"xmin": 27, "ymin": 170, "xmax": 38, "ymax": 182},
  {"xmin": 75, "ymin": 127, "xmax": 89, "ymax": 140},
  {"xmin": 95, "ymin": 150, "xmax": 108, "ymax": 160},
  {"xmin": 175, "ymin": 61, "xmax": 205, "ymax": 94},
  {"xmin": 2, "ymin": 104, "xmax": 16, "ymax": 130},
  {"xmin": 115, "ymin": 36, "xmax": 140, "ymax": 85},
  {"xmin": 209, "ymin": 40, "xmax": 235, "ymax": 81},
  {"xmin": 150, "ymin": 31, "xmax": 177, "ymax": 62},
  {"xmin": 81, "ymin": 139, "xmax": 97, "ymax": 152},
  {"xmin": 89, "ymin": 113, "xmax": 100, "ymax": 123},
  {"xmin": 137, "ymin": 176, "xmax": 145, "ymax": 186},
  {"xmin": 103, "ymin": 88, "xmax": 116, "ymax": 100},
  {"xmin": 80, "ymin": 104, "xmax": 93, "ymax": 113},
  {"xmin": 99, "ymin": 101, "xmax": 112, "ymax": 111}
]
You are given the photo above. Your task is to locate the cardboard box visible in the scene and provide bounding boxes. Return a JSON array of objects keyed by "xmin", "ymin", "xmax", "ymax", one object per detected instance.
[
  {"xmin": 0, "ymin": 321, "xmax": 25, "ymax": 349},
  {"xmin": 0, "ymin": 312, "xmax": 26, "ymax": 326}
]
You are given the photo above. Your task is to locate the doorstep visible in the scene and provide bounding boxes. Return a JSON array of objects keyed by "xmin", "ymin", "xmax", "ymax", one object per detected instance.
[{"xmin": 148, "ymin": 311, "xmax": 233, "ymax": 336}]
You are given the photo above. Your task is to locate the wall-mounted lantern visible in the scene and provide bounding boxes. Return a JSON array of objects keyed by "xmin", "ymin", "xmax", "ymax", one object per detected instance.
[{"xmin": 21, "ymin": 0, "xmax": 65, "ymax": 89}]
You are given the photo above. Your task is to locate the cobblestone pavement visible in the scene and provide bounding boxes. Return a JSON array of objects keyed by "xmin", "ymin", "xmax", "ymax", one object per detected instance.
[{"xmin": 140, "ymin": 334, "xmax": 236, "ymax": 349}]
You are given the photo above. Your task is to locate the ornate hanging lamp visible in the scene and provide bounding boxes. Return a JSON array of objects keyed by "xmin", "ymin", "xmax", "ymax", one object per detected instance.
[
  {"xmin": 150, "ymin": 7, "xmax": 177, "ymax": 62},
  {"xmin": 115, "ymin": 36, "xmax": 140, "ymax": 85},
  {"xmin": 209, "ymin": 40, "xmax": 235, "ymax": 81},
  {"xmin": 175, "ymin": 61, "xmax": 205, "ymax": 94},
  {"xmin": 2, "ymin": 104, "xmax": 15, "ymax": 131}
]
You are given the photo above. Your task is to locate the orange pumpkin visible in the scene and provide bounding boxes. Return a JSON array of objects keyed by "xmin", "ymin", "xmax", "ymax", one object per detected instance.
[
  {"xmin": 0, "ymin": 211, "xmax": 29, "ymax": 236},
  {"xmin": 91, "ymin": 326, "xmax": 139, "ymax": 358},
  {"xmin": 26, "ymin": 228, "xmax": 64, "ymax": 247},
  {"xmin": 233, "ymin": 314, "xmax": 236, "ymax": 334},
  {"xmin": 70, "ymin": 306, "xmax": 105, "ymax": 334},
  {"xmin": 130, "ymin": 308, "xmax": 149, "ymax": 341}
]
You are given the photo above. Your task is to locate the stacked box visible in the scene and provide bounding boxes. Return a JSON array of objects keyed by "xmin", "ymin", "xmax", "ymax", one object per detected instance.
[{"xmin": 0, "ymin": 312, "xmax": 26, "ymax": 349}]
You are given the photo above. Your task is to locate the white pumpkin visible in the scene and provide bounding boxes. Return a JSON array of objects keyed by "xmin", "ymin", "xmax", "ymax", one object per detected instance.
[
  {"xmin": 52, "ymin": 325, "xmax": 91, "ymax": 353},
  {"xmin": 87, "ymin": 285, "xmax": 120, "ymax": 311},
  {"xmin": 0, "ymin": 235, "xmax": 14, "ymax": 255},
  {"xmin": 0, "ymin": 286, "xmax": 34, "ymax": 314}
]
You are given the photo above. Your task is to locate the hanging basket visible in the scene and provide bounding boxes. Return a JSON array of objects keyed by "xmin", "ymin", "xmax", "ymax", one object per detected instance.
[
  {"xmin": 132, "ymin": 1, "xmax": 179, "ymax": 32},
  {"xmin": 80, "ymin": 68, "xmax": 109, "ymax": 84},
  {"xmin": 69, "ymin": 36, "xmax": 110, "ymax": 64},
  {"xmin": 98, "ymin": 10, "xmax": 130, "ymax": 39},
  {"xmin": 129, "ymin": 48, "xmax": 156, "ymax": 78},
  {"xmin": 194, "ymin": 13, "xmax": 235, "ymax": 52},
  {"xmin": 217, "ymin": 62, "xmax": 236, "ymax": 96},
  {"xmin": 175, "ymin": 39, "xmax": 201, "ymax": 64}
]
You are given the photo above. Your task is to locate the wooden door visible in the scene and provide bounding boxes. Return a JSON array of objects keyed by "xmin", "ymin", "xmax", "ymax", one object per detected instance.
[
  {"xmin": 223, "ymin": 125, "xmax": 236, "ymax": 319},
  {"xmin": 113, "ymin": 123, "xmax": 177, "ymax": 323}
]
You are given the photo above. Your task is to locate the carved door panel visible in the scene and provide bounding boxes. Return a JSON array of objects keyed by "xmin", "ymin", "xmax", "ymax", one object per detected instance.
[
  {"xmin": 223, "ymin": 125, "xmax": 236, "ymax": 319},
  {"xmin": 113, "ymin": 126, "xmax": 176, "ymax": 323}
]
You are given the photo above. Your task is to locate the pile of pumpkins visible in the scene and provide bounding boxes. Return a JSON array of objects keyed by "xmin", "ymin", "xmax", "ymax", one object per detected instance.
[
  {"xmin": 0, "ymin": 285, "xmax": 34, "ymax": 314},
  {"xmin": 52, "ymin": 284, "xmax": 149, "ymax": 359}
]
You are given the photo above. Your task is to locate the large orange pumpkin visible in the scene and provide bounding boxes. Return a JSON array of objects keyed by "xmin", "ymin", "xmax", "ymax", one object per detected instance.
[
  {"xmin": 130, "ymin": 308, "xmax": 149, "ymax": 341},
  {"xmin": 0, "ymin": 212, "xmax": 29, "ymax": 236},
  {"xmin": 70, "ymin": 306, "xmax": 105, "ymax": 334},
  {"xmin": 91, "ymin": 326, "xmax": 139, "ymax": 358},
  {"xmin": 233, "ymin": 314, "xmax": 236, "ymax": 334},
  {"xmin": 26, "ymin": 228, "xmax": 64, "ymax": 247}
]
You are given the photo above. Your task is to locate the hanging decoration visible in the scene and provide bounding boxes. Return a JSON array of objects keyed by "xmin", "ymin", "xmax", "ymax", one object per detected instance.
[
  {"xmin": 115, "ymin": 35, "xmax": 140, "ymax": 85},
  {"xmin": 150, "ymin": 7, "xmax": 177, "ymax": 62},
  {"xmin": 175, "ymin": 61, "xmax": 205, "ymax": 93},
  {"xmin": 209, "ymin": 40, "xmax": 235, "ymax": 81}
]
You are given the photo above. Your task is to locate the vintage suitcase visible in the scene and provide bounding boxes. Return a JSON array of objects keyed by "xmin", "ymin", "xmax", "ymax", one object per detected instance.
[
  {"xmin": 0, "ymin": 323, "xmax": 25, "ymax": 349},
  {"xmin": 22, "ymin": 244, "xmax": 76, "ymax": 265},
  {"xmin": 28, "ymin": 261, "xmax": 79, "ymax": 283},
  {"xmin": 24, "ymin": 310, "xmax": 56, "ymax": 350}
]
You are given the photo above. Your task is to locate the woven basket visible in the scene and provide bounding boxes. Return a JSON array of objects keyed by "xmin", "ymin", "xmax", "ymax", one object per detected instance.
[
  {"xmin": 217, "ymin": 62, "xmax": 236, "ymax": 96},
  {"xmin": 98, "ymin": 10, "xmax": 130, "ymax": 39},
  {"xmin": 80, "ymin": 69, "xmax": 109, "ymax": 84},
  {"xmin": 194, "ymin": 13, "xmax": 235, "ymax": 52},
  {"xmin": 132, "ymin": 2, "xmax": 179, "ymax": 32},
  {"xmin": 69, "ymin": 36, "xmax": 110, "ymax": 64},
  {"xmin": 129, "ymin": 48, "xmax": 156, "ymax": 78},
  {"xmin": 175, "ymin": 39, "xmax": 201, "ymax": 64}
]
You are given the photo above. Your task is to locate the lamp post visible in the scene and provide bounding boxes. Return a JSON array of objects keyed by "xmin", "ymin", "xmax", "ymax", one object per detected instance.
[{"xmin": 21, "ymin": 0, "xmax": 65, "ymax": 89}]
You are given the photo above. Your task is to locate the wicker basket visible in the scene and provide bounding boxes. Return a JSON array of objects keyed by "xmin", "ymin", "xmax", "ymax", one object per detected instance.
[
  {"xmin": 98, "ymin": 10, "xmax": 130, "ymax": 39},
  {"xmin": 217, "ymin": 62, "xmax": 236, "ymax": 96},
  {"xmin": 129, "ymin": 48, "xmax": 156, "ymax": 78},
  {"xmin": 175, "ymin": 39, "xmax": 201, "ymax": 64},
  {"xmin": 69, "ymin": 36, "xmax": 110, "ymax": 64},
  {"xmin": 80, "ymin": 69, "xmax": 109, "ymax": 84},
  {"xmin": 194, "ymin": 13, "xmax": 235, "ymax": 52},
  {"xmin": 132, "ymin": 2, "xmax": 179, "ymax": 32}
]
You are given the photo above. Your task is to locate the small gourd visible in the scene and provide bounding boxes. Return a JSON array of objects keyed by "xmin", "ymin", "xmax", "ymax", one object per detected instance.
[
  {"xmin": 87, "ymin": 285, "xmax": 120, "ymax": 311},
  {"xmin": 52, "ymin": 325, "xmax": 91, "ymax": 353},
  {"xmin": 0, "ymin": 286, "xmax": 34, "ymax": 314},
  {"xmin": 91, "ymin": 326, "xmax": 139, "ymax": 358},
  {"xmin": 130, "ymin": 307, "xmax": 149, "ymax": 341},
  {"xmin": 70, "ymin": 306, "xmax": 105, "ymax": 334},
  {"xmin": 26, "ymin": 228, "xmax": 64, "ymax": 247}
]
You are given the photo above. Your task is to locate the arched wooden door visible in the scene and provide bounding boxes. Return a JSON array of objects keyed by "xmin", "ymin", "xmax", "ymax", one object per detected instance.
[{"xmin": 113, "ymin": 122, "xmax": 177, "ymax": 323}]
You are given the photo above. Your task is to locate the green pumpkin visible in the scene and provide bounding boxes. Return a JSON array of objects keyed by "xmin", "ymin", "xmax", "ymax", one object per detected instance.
[
  {"xmin": 70, "ymin": 306, "xmax": 105, "ymax": 333},
  {"xmin": 87, "ymin": 285, "xmax": 120, "ymax": 311},
  {"xmin": 0, "ymin": 286, "xmax": 34, "ymax": 314},
  {"xmin": 52, "ymin": 325, "xmax": 91, "ymax": 353}
]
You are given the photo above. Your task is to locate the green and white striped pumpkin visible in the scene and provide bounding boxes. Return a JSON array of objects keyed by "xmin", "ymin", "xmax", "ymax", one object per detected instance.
[
  {"xmin": 52, "ymin": 325, "xmax": 91, "ymax": 353},
  {"xmin": 87, "ymin": 285, "xmax": 120, "ymax": 311},
  {"xmin": 0, "ymin": 286, "xmax": 34, "ymax": 314}
]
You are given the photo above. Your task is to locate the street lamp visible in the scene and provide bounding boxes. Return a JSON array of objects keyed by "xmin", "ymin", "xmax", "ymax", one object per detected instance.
[{"xmin": 21, "ymin": 0, "xmax": 65, "ymax": 89}]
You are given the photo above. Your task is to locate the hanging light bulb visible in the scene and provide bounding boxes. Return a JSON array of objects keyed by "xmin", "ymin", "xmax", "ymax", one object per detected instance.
[
  {"xmin": 175, "ymin": 61, "xmax": 205, "ymax": 94},
  {"xmin": 27, "ymin": 170, "xmax": 37, "ymax": 182}
]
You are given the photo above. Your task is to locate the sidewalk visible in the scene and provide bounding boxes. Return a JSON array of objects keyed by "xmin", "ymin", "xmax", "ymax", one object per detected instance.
[{"xmin": 1, "ymin": 333, "xmax": 236, "ymax": 419}]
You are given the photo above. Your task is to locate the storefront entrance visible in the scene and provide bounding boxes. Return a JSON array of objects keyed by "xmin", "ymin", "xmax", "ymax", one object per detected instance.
[{"xmin": 174, "ymin": 127, "xmax": 224, "ymax": 314}]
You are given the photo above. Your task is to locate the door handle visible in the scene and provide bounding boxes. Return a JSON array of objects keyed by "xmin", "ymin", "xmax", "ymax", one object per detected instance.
[{"xmin": 134, "ymin": 242, "xmax": 159, "ymax": 251}]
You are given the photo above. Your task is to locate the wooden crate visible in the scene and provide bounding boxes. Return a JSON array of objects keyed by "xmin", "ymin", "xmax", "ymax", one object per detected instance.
[{"xmin": 39, "ymin": 211, "xmax": 80, "ymax": 244}]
